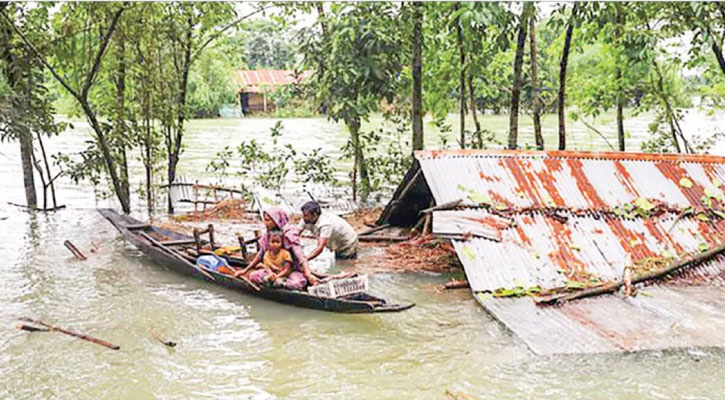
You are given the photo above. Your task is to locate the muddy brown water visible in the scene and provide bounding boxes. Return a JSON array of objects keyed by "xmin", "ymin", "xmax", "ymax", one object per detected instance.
[{"xmin": 1, "ymin": 116, "xmax": 725, "ymax": 399}]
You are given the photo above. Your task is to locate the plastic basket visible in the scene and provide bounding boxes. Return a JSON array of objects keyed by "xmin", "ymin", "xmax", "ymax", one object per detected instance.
[{"xmin": 308, "ymin": 275, "xmax": 369, "ymax": 298}]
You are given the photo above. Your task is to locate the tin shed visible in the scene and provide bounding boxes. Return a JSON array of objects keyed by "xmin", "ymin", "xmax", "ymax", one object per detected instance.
[{"xmin": 381, "ymin": 149, "xmax": 725, "ymax": 354}]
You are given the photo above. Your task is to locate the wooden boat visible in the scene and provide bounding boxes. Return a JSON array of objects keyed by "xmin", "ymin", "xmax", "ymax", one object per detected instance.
[{"xmin": 99, "ymin": 209, "xmax": 414, "ymax": 313}]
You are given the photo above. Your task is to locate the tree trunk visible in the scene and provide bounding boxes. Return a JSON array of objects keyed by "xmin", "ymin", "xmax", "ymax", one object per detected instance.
[
  {"xmin": 529, "ymin": 10, "xmax": 543, "ymax": 150},
  {"xmin": 508, "ymin": 6, "xmax": 529, "ymax": 150},
  {"xmin": 557, "ymin": 21, "xmax": 574, "ymax": 150},
  {"xmin": 411, "ymin": 1, "xmax": 424, "ymax": 152},
  {"xmin": 19, "ymin": 133, "xmax": 38, "ymax": 208},
  {"xmin": 454, "ymin": 2, "xmax": 466, "ymax": 149},
  {"xmin": 712, "ymin": 41, "xmax": 725, "ymax": 77},
  {"xmin": 347, "ymin": 116, "xmax": 369, "ymax": 202},
  {"xmin": 114, "ymin": 34, "xmax": 130, "ymax": 205},
  {"xmin": 167, "ymin": 12, "xmax": 194, "ymax": 214},
  {"xmin": 468, "ymin": 73, "xmax": 482, "ymax": 148},
  {"xmin": 616, "ymin": 91, "xmax": 625, "ymax": 151},
  {"xmin": 144, "ymin": 99, "xmax": 153, "ymax": 215},
  {"xmin": 137, "ymin": 42, "xmax": 154, "ymax": 215},
  {"xmin": 615, "ymin": 3, "xmax": 625, "ymax": 151},
  {"xmin": 83, "ymin": 102, "xmax": 132, "ymax": 213},
  {"xmin": 36, "ymin": 131, "xmax": 57, "ymax": 208}
]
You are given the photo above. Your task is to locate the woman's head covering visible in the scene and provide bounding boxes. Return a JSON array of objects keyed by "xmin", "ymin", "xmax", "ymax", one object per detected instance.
[{"xmin": 259, "ymin": 207, "xmax": 301, "ymax": 251}]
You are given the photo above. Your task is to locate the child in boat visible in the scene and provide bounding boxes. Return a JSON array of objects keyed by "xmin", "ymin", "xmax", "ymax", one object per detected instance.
[{"xmin": 248, "ymin": 230, "xmax": 293, "ymax": 286}]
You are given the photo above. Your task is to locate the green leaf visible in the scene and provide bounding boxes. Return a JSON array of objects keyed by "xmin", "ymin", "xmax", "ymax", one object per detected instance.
[
  {"xmin": 565, "ymin": 280, "xmax": 584, "ymax": 290},
  {"xmin": 493, "ymin": 288, "xmax": 515, "ymax": 297},
  {"xmin": 468, "ymin": 192, "xmax": 491, "ymax": 205},
  {"xmin": 713, "ymin": 179, "xmax": 722, "ymax": 188},
  {"xmin": 543, "ymin": 194, "xmax": 555, "ymax": 207},
  {"xmin": 634, "ymin": 197, "xmax": 655, "ymax": 212},
  {"xmin": 679, "ymin": 177, "xmax": 693, "ymax": 188},
  {"xmin": 698, "ymin": 243, "xmax": 709, "ymax": 253},
  {"xmin": 570, "ymin": 244, "xmax": 582, "ymax": 251},
  {"xmin": 526, "ymin": 286, "xmax": 542, "ymax": 294},
  {"xmin": 477, "ymin": 292, "xmax": 492, "ymax": 302},
  {"xmin": 697, "ymin": 213, "xmax": 710, "ymax": 222},
  {"xmin": 461, "ymin": 245, "xmax": 476, "ymax": 261},
  {"xmin": 704, "ymin": 186, "xmax": 722, "ymax": 200},
  {"xmin": 662, "ymin": 250, "xmax": 675, "ymax": 259},
  {"xmin": 701, "ymin": 195, "xmax": 713, "ymax": 208}
]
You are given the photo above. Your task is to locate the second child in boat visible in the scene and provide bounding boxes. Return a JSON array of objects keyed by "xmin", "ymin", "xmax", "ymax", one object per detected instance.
[{"xmin": 248, "ymin": 231, "xmax": 293, "ymax": 286}]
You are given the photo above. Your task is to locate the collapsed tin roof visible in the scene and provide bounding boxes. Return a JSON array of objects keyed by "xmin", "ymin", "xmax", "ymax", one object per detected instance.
[{"xmin": 381, "ymin": 149, "xmax": 725, "ymax": 354}]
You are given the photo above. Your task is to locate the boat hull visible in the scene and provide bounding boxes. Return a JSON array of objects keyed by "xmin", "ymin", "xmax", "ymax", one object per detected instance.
[{"xmin": 99, "ymin": 209, "xmax": 414, "ymax": 313}]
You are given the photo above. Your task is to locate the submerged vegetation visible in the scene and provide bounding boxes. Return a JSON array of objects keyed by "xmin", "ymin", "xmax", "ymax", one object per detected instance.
[{"xmin": 1, "ymin": 2, "xmax": 725, "ymax": 213}]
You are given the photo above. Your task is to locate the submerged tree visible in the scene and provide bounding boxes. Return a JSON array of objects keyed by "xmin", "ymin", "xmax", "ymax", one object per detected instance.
[
  {"xmin": 508, "ymin": 3, "xmax": 531, "ymax": 150},
  {"xmin": 529, "ymin": 4, "xmax": 544, "ymax": 150},
  {"xmin": 300, "ymin": 2, "xmax": 404, "ymax": 202},
  {"xmin": 411, "ymin": 1, "xmax": 424, "ymax": 152}
]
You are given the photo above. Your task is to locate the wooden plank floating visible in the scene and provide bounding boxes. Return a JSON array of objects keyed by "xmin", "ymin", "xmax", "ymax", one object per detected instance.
[
  {"xmin": 18, "ymin": 317, "xmax": 120, "ymax": 350},
  {"xmin": 63, "ymin": 240, "xmax": 87, "ymax": 261}
]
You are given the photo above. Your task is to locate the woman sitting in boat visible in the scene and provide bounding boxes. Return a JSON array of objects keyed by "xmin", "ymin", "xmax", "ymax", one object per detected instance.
[
  {"xmin": 234, "ymin": 207, "xmax": 320, "ymax": 289},
  {"xmin": 248, "ymin": 230, "xmax": 293, "ymax": 286}
]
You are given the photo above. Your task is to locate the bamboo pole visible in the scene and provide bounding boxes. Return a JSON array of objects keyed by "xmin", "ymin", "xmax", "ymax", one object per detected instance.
[
  {"xmin": 18, "ymin": 318, "xmax": 120, "ymax": 350},
  {"xmin": 358, "ymin": 224, "xmax": 390, "ymax": 236}
]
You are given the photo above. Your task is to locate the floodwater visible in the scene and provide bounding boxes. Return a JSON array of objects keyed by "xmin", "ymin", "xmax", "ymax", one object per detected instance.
[{"xmin": 2, "ymin": 114, "xmax": 725, "ymax": 400}]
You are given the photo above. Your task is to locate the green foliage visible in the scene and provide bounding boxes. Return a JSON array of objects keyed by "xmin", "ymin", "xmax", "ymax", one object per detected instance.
[
  {"xmin": 299, "ymin": 2, "xmax": 406, "ymax": 201},
  {"xmin": 187, "ymin": 43, "xmax": 237, "ymax": 118},
  {"xmin": 423, "ymin": 3, "xmax": 515, "ymax": 118},
  {"xmin": 231, "ymin": 19, "xmax": 296, "ymax": 69},
  {"xmin": 205, "ymin": 121, "xmax": 339, "ymax": 191},
  {"xmin": 0, "ymin": 3, "xmax": 65, "ymax": 143},
  {"xmin": 300, "ymin": 3, "xmax": 404, "ymax": 123}
]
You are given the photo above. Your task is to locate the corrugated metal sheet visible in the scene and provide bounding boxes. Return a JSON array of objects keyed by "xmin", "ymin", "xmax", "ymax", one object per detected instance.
[
  {"xmin": 416, "ymin": 150, "xmax": 725, "ymax": 291},
  {"xmin": 480, "ymin": 283, "xmax": 725, "ymax": 355},
  {"xmin": 233, "ymin": 70, "xmax": 312, "ymax": 93},
  {"xmin": 407, "ymin": 149, "xmax": 725, "ymax": 354}
]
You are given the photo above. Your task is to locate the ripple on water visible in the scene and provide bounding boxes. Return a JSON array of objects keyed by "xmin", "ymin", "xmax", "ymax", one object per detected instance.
[{"xmin": 2, "ymin": 208, "xmax": 725, "ymax": 399}]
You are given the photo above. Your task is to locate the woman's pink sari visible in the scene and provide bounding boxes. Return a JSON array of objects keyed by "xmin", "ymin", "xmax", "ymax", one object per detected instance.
[{"xmin": 254, "ymin": 207, "xmax": 307, "ymax": 290}]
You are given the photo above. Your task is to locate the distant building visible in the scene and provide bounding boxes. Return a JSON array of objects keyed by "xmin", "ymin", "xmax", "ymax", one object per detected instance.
[{"xmin": 232, "ymin": 69, "xmax": 311, "ymax": 115}]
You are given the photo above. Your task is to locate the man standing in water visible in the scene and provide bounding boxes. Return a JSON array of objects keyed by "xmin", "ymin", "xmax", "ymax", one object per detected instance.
[{"xmin": 298, "ymin": 201, "xmax": 358, "ymax": 260}]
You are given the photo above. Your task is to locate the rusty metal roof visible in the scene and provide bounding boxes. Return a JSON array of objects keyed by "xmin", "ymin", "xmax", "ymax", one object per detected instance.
[
  {"xmin": 480, "ymin": 282, "xmax": 725, "ymax": 355},
  {"xmin": 412, "ymin": 149, "xmax": 725, "ymax": 291},
  {"xmin": 233, "ymin": 70, "xmax": 311, "ymax": 93},
  {"xmin": 383, "ymin": 149, "xmax": 725, "ymax": 354}
]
